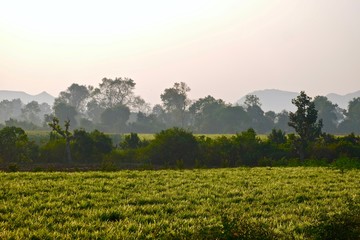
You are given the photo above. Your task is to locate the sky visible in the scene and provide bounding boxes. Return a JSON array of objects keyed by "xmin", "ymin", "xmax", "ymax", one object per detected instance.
[{"xmin": 0, "ymin": 0, "xmax": 359, "ymax": 105}]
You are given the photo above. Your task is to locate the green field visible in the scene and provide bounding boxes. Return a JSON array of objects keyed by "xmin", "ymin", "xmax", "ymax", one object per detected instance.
[{"xmin": 1, "ymin": 167, "xmax": 359, "ymax": 239}]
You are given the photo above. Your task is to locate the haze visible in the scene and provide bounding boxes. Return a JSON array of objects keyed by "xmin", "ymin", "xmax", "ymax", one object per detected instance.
[{"xmin": 1, "ymin": 0, "xmax": 359, "ymax": 104}]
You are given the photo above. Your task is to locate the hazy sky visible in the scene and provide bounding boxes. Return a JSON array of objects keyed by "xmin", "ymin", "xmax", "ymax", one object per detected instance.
[{"xmin": 1, "ymin": 0, "xmax": 359, "ymax": 104}]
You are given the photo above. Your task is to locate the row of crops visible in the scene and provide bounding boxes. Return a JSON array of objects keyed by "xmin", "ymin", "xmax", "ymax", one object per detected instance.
[{"xmin": 1, "ymin": 167, "xmax": 359, "ymax": 239}]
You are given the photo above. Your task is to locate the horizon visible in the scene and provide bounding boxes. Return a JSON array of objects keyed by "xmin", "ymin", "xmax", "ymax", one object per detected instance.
[
  {"xmin": 1, "ymin": 0, "xmax": 360, "ymax": 104},
  {"xmin": 2, "ymin": 88, "xmax": 360, "ymax": 99}
]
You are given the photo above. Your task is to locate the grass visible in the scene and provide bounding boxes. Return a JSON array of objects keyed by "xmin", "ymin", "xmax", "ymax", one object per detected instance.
[{"xmin": 0, "ymin": 167, "xmax": 359, "ymax": 239}]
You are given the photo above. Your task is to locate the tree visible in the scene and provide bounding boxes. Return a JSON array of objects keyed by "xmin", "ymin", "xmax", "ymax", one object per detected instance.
[
  {"xmin": 338, "ymin": 97, "xmax": 360, "ymax": 134},
  {"xmin": 100, "ymin": 104, "xmax": 130, "ymax": 133},
  {"xmin": 129, "ymin": 112, "xmax": 165, "ymax": 133},
  {"xmin": 243, "ymin": 95, "xmax": 272, "ymax": 133},
  {"xmin": 232, "ymin": 128, "xmax": 262, "ymax": 166},
  {"xmin": 216, "ymin": 106, "xmax": 249, "ymax": 133},
  {"xmin": 55, "ymin": 83, "xmax": 90, "ymax": 114},
  {"xmin": 189, "ymin": 96, "xmax": 227, "ymax": 133},
  {"xmin": 39, "ymin": 103, "xmax": 52, "ymax": 125},
  {"xmin": 146, "ymin": 127, "xmax": 198, "ymax": 167},
  {"xmin": 274, "ymin": 110, "xmax": 293, "ymax": 132},
  {"xmin": 93, "ymin": 77, "xmax": 145, "ymax": 110},
  {"xmin": 0, "ymin": 126, "xmax": 37, "ymax": 163},
  {"xmin": 288, "ymin": 91, "xmax": 323, "ymax": 161},
  {"xmin": 160, "ymin": 82, "xmax": 191, "ymax": 127},
  {"xmin": 244, "ymin": 94, "xmax": 261, "ymax": 108},
  {"xmin": 5, "ymin": 118, "xmax": 38, "ymax": 130},
  {"xmin": 21, "ymin": 101, "xmax": 41, "ymax": 126},
  {"xmin": 86, "ymin": 99, "xmax": 104, "ymax": 123},
  {"xmin": 53, "ymin": 102, "xmax": 78, "ymax": 129},
  {"xmin": 0, "ymin": 99, "xmax": 22, "ymax": 123},
  {"xmin": 120, "ymin": 133, "xmax": 147, "ymax": 149},
  {"xmin": 268, "ymin": 128, "xmax": 287, "ymax": 145},
  {"xmin": 313, "ymin": 96, "xmax": 339, "ymax": 133},
  {"xmin": 48, "ymin": 117, "xmax": 73, "ymax": 163},
  {"xmin": 72, "ymin": 129, "xmax": 113, "ymax": 163}
]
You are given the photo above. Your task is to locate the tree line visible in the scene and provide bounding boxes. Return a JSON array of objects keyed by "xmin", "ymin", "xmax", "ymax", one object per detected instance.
[
  {"xmin": 0, "ymin": 90, "xmax": 359, "ymax": 171},
  {"xmin": 1, "ymin": 77, "xmax": 360, "ymax": 134}
]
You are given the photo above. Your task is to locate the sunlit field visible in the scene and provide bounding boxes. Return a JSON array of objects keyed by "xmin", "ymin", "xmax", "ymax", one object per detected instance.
[{"xmin": 1, "ymin": 167, "xmax": 359, "ymax": 239}]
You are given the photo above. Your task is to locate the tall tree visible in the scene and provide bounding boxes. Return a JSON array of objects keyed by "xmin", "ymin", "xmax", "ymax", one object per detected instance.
[
  {"xmin": 55, "ymin": 83, "xmax": 90, "ymax": 114},
  {"xmin": 244, "ymin": 94, "xmax": 261, "ymax": 108},
  {"xmin": 243, "ymin": 95, "xmax": 272, "ymax": 133},
  {"xmin": 53, "ymin": 102, "xmax": 78, "ymax": 128},
  {"xmin": 86, "ymin": 99, "xmax": 104, "ymax": 123},
  {"xmin": 160, "ymin": 82, "xmax": 191, "ymax": 127},
  {"xmin": 100, "ymin": 104, "xmax": 130, "ymax": 133},
  {"xmin": 274, "ymin": 110, "xmax": 293, "ymax": 132},
  {"xmin": 217, "ymin": 105, "xmax": 249, "ymax": 133},
  {"xmin": 0, "ymin": 99, "xmax": 22, "ymax": 123},
  {"xmin": 189, "ymin": 96, "xmax": 227, "ymax": 133},
  {"xmin": 313, "ymin": 96, "xmax": 339, "ymax": 133},
  {"xmin": 338, "ymin": 97, "xmax": 360, "ymax": 134},
  {"xmin": 21, "ymin": 101, "xmax": 41, "ymax": 126},
  {"xmin": 288, "ymin": 91, "xmax": 323, "ymax": 161},
  {"xmin": 93, "ymin": 77, "xmax": 145, "ymax": 110}
]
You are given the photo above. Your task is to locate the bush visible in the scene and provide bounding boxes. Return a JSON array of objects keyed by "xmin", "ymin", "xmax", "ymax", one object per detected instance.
[
  {"xmin": 231, "ymin": 128, "xmax": 263, "ymax": 166},
  {"xmin": 40, "ymin": 139, "xmax": 67, "ymax": 163},
  {"xmin": 120, "ymin": 133, "xmax": 148, "ymax": 149},
  {"xmin": 0, "ymin": 126, "xmax": 37, "ymax": 163},
  {"xmin": 268, "ymin": 128, "xmax": 287, "ymax": 144},
  {"xmin": 332, "ymin": 157, "xmax": 360, "ymax": 172},
  {"xmin": 303, "ymin": 158, "xmax": 329, "ymax": 167},
  {"xmin": 145, "ymin": 127, "xmax": 198, "ymax": 168},
  {"xmin": 72, "ymin": 129, "xmax": 113, "ymax": 163},
  {"xmin": 197, "ymin": 136, "xmax": 234, "ymax": 167}
]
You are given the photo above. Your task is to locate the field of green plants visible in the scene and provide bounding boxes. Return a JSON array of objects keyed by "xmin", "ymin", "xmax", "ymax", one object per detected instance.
[{"xmin": 1, "ymin": 167, "xmax": 359, "ymax": 239}]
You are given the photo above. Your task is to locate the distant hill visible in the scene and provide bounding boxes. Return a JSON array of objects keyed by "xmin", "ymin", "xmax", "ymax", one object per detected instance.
[
  {"xmin": 0, "ymin": 90, "xmax": 55, "ymax": 106},
  {"xmin": 326, "ymin": 91, "xmax": 360, "ymax": 110},
  {"xmin": 237, "ymin": 89, "xmax": 360, "ymax": 113}
]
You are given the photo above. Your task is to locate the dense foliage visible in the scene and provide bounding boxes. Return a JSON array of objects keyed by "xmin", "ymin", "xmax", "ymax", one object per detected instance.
[
  {"xmin": 1, "ymin": 125, "xmax": 359, "ymax": 171},
  {"xmin": 0, "ymin": 90, "xmax": 359, "ymax": 170},
  {"xmin": 2, "ymin": 79, "xmax": 360, "ymax": 134},
  {"xmin": 0, "ymin": 168, "xmax": 359, "ymax": 239}
]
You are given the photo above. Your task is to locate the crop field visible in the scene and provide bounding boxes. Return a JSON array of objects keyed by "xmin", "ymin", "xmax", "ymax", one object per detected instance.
[{"xmin": 1, "ymin": 167, "xmax": 359, "ymax": 239}]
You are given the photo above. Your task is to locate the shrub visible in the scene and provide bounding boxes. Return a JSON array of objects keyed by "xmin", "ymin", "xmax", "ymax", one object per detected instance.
[
  {"xmin": 120, "ymin": 133, "xmax": 148, "ymax": 149},
  {"xmin": 332, "ymin": 157, "xmax": 360, "ymax": 172},
  {"xmin": 268, "ymin": 128, "xmax": 287, "ymax": 144},
  {"xmin": 102, "ymin": 148, "xmax": 143, "ymax": 169},
  {"xmin": 0, "ymin": 126, "xmax": 37, "ymax": 163},
  {"xmin": 145, "ymin": 127, "xmax": 198, "ymax": 168},
  {"xmin": 72, "ymin": 129, "xmax": 113, "ymax": 163},
  {"xmin": 40, "ymin": 139, "xmax": 67, "ymax": 163},
  {"xmin": 231, "ymin": 128, "xmax": 262, "ymax": 166}
]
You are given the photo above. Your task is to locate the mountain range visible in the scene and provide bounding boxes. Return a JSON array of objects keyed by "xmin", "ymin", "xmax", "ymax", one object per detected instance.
[
  {"xmin": 0, "ymin": 90, "xmax": 55, "ymax": 106},
  {"xmin": 1, "ymin": 89, "xmax": 359, "ymax": 112},
  {"xmin": 237, "ymin": 89, "xmax": 360, "ymax": 113}
]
